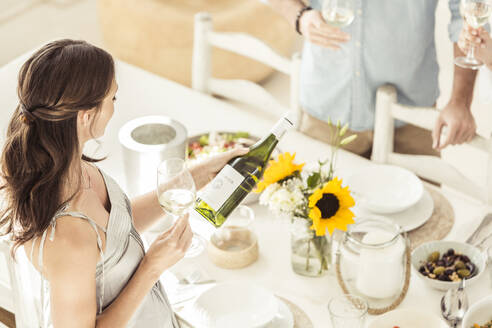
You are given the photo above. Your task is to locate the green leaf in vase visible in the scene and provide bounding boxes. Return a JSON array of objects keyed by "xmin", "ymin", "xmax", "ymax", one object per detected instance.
[{"xmin": 307, "ymin": 172, "xmax": 321, "ymax": 188}]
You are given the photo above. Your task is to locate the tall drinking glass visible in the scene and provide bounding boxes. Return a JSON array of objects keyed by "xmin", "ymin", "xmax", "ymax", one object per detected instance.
[
  {"xmin": 328, "ymin": 294, "xmax": 368, "ymax": 328},
  {"xmin": 455, "ymin": 0, "xmax": 492, "ymax": 69},
  {"xmin": 157, "ymin": 158, "xmax": 204, "ymax": 257},
  {"xmin": 322, "ymin": 0, "xmax": 355, "ymax": 28}
]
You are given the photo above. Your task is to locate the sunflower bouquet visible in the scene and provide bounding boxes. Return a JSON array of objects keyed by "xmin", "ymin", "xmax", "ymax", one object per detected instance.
[{"xmin": 256, "ymin": 121, "xmax": 357, "ymax": 276}]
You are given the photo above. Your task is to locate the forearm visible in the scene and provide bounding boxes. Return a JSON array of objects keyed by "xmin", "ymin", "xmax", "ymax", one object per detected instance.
[
  {"xmin": 268, "ymin": 0, "xmax": 306, "ymax": 27},
  {"xmin": 131, "ymin": 190, "xmax": 166, "ymax": 233},
  {"xmin": 96, "ymin": 259, "xmax": 160, "ymax": 327},
  {"xmin": 449, "ymin": 43, "xmax": 477, "ymax": 108},
  {"xmin": 189, "ymin": 162, "xmax": 212, "ymax": 190}
]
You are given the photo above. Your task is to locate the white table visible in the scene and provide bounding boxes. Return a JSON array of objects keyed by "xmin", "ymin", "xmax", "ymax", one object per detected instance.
[{"xmin": 1, "ymin": 53, "xmax": 491, "ymax": 327}]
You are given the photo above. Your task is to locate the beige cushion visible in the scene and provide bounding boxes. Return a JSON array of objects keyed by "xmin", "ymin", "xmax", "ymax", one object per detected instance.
[{"xmin": 98, "ymin": 0, "xmax": 296, "ymax": 86}]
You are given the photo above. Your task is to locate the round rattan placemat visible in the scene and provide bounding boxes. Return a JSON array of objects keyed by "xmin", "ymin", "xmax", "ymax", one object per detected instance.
[
  {"xmin": 408, "ymin": 187, "xmax": 455, "ymax": 250},
  {"xmin": 277, "ymin": 296, "xmax": 314, "ymax": 328}
]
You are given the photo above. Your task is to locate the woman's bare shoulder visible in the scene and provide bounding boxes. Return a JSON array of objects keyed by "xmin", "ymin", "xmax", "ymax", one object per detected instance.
[{"xmin": 27, "ymin": 215, "xmax": 101, "ymax": 278}]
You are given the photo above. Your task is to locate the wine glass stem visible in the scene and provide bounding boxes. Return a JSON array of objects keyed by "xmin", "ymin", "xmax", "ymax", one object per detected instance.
[
  {"xmin": 330, "ymin": 0, "xmax": 338, "ymax": 20},
  {"xmin": 467, "ymin": 43, "xmax": 476, "ymax": 61}
]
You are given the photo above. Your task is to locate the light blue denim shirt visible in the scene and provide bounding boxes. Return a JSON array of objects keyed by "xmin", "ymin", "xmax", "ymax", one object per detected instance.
[{"xmin": 301, "ymin": 0, "xmax": 463, "ymax": 131}]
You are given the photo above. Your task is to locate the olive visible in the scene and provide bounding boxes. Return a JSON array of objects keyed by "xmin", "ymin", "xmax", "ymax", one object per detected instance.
[
  {"xmin": 436, "ymin": 260, "xmax": 445, "ymax": 267},
  {"xmin": 461, "ymin": 255, "xmax": 471, "ymax": 263},
  {"xmin": 427, "ymin": 251, "xmax": 440, "ymax": 263},
  {"xmin": 419, "ymin": 265, "xmax": 426, "ymax": 273},
  {"xmin": 444, "ymin": 258, "xmax": 454, "ymax": 267},
  {"xmin": 466, "ymin": 262, "xmax": 476, "ymax": 276},
  {"xmin": 457, "ymin": 269, "xmax": 470, "ymax": 278},
  {"xmin": 433, "ymin": 266, "xmax": 446, "ymax": 276},
  {"xmin": 437, "ymin": 273, "xmax": 449, "ymax": 281},
  {"xmin": 446, "ymin": 248, "xmax": 455, "ymax": 256},
  {"xmin": 455, "ymin": 261, "xmax": 465, "ymax": 270},
  {"xmin": 444, "ymin": 269, "xmax": 454, "ymax": 276}
]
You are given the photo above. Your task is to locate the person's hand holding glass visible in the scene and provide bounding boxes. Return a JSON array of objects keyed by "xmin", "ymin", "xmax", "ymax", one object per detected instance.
[
  {"xmin": 458, "ymin": 24, "xmax": 492, "ymax": 70},
  {"xmin": 297, "ymin": 0, "xmax": 353, "ymax": 49},
  {"xmin": 157, "ymin": 158, "xmax": 204, "ymax": 257},
  {"xmin": 455, "ymin": 0, "xmax": 492, "ymax": 69}
]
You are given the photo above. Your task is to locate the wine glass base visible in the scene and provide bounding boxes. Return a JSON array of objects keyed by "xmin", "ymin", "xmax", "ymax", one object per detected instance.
[
  {"xmin": 455, "ymin": 56, "xmax": 483, "ymax": 70},
  {"xmin": 184, "ymin": 233, "xmax": 206, "ymax": 258}
]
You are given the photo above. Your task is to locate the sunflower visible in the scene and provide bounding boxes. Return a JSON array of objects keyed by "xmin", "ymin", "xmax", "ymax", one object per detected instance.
[
  {"xmin": 308, "ymin": 177, "xmax": 355, "ymax": 236},
  {"xmin": 255, "ymin": 152, "xmax": 304, "ymax": 193}
]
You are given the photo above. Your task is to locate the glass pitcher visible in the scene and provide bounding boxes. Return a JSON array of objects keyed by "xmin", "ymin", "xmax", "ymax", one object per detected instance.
[{"xmin": 335, "ymin": 217, "xmax": 411, "ymax": 314}]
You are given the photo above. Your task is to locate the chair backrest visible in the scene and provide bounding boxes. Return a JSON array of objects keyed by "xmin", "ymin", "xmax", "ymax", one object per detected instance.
[
  {"xmin": 0, "ymin": 238, "xmax": 15, "ymax": 319},
  {"xmin": 372, "ymin": 84, "xmax": 492, "ymax": 205},
  {"xmin": 0, "ymin": 237, "xmax": 41, "ymax": 328},
  {"xmin": 192, "ymin": 12, "xmax": 302, "ymax": 128}
]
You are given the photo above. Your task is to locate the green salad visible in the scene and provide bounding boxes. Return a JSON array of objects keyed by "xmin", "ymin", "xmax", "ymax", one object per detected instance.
[{"xmin": 188, "ymin": 132, "xmax": 251, "ymax": 161}]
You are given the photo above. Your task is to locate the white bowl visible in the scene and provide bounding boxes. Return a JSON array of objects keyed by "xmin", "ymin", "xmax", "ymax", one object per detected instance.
[
  {"xmin": 345, "ymin": 165, "xmax": 423, "ymax": 214},
  {"xmin": 462, "ymin": 296, "xmax": 492, "ymax": 328},
  {"xmin": 191, "ymin": 282, "xmax": 279, "ymax": 328},
  {"xmin": 368, "ymin": 309, "xmax": 448, "ymax": 328},
  {"xmin": 412, "ymin": 241, "xmax": 486, "ymax": 291}
]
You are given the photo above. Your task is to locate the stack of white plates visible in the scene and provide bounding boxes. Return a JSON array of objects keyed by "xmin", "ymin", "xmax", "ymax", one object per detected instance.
[
  {"xmin": 189, "ymin": 282, "xmax": 294, "ymax": 328},
  {"xmin": 345, "ymin": 165, "xmax": 433, "ymax": 232}
]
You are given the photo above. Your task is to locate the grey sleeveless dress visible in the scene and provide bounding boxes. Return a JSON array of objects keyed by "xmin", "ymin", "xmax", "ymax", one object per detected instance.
[{"xmin": 30, "ymin": 169, "xmax": 180, "ymax": 328}]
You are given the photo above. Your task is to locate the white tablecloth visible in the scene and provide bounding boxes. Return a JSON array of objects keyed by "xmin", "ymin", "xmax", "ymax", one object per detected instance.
[{"xmin": 1, "ymin": 53, "xmax": 491, "ymax": 327}]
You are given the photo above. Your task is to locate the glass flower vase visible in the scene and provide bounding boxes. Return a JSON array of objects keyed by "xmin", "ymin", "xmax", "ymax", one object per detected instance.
[{"xmin": 290, "ymin": 217, "xmax": 331, "ymax": 277}]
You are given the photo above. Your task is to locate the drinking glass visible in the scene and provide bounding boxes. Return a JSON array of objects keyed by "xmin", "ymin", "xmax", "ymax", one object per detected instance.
[
  {"xmin": 322, "ymin": 0, "xmax": 355, "ymax": 28},
  {"xmin": 328, "ymin": 294, "xmax": 368, "ymax": 328},
  {"xmin": 157, "ymin": 158, "xmax": 204, "ymax": 257},
  {"xmin": 455, "ymin": 0, "xmax": 492, "ymax": 69},
  {"xmin": 210, "ymin": 205, "xmax": 256, "ymax": 252}
]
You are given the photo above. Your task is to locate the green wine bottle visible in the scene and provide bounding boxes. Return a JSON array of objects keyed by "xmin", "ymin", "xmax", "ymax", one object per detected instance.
[{"xmin": 194, "ymin": 115, "xmax": 293, "ymax": 227}]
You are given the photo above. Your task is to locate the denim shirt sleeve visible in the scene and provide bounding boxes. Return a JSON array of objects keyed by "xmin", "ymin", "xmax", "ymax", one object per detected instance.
[{"xmin": 448, "ymin": 0, "xmax": 463, "ymax": 43}]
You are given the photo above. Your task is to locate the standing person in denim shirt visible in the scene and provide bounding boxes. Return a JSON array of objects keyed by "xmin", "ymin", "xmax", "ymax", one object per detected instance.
[{"xmin": 268, "ymin": 0, "xmax": 477, "ymax": 158}]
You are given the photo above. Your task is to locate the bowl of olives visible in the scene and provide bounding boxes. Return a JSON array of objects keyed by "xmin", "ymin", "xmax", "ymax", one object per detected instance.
[{"xmin": 412, "ymin": 241, "xmax": 486, "ymax": 291}]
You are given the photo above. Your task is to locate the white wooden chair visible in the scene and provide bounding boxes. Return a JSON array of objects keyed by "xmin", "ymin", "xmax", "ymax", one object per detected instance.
[
  {"xmin": 192, "ymin": 12, "xmax": 302, "ymax": 128},
  {"xmin": 0, "ymin": 237, "xmax": 40, "ymax": 327},
  {"xmin": 372, "ymin": 84, "xmax": 492, "ymax": 205}
]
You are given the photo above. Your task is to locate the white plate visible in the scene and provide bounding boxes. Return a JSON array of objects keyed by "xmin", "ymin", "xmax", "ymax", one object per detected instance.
[
  {"xmin": 267, "ymin": 299, "xmax": 294, "ymax": 328},
  {"xmin": 412, "ymin": 241, "xmax": 486, "ymax": 291},
  {"xmin": 462, "ymin": 295, "xmax": 492, "ymax": 328},
  {"xmin": 353, "ymin": 189, "xmax": 434, "ymax": 232},
  {"xmin": 345, "ymin": 165, "xmax": 424, "ymax": 214},
  {"xmin": 367, "ymin": 309, "xmax": 448, "ymax": 328},
  {"xmin": 191, "ymin": 282, "xmax": 279, "ymax": 328}
]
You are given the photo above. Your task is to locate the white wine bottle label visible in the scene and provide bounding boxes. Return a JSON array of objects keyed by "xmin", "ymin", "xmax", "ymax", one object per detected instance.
[{"xmin": 199, "ymin": 164, "xmax": 244, "ymax": 211}]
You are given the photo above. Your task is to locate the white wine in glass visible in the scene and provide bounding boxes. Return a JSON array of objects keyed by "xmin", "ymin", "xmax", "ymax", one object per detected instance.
[
  {"xmin": 158, "ymin": 189, "xmax": 196, "ymax": 217},
  {"xmin": 455, "ymin": 0, "xmax": 492, "ymax": 69},
  {"xmin": 322, "ymin": 0, "xmax": 354, "ymax": 28},
  {"xmin": 157, "ymin": 158, "xmax": 204, "ymax": 257}
]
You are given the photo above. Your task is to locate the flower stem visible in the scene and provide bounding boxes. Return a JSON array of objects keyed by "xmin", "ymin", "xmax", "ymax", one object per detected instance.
[{"xmin": 305, "ymin": 237, "xmax": 311, "ymax": 271}]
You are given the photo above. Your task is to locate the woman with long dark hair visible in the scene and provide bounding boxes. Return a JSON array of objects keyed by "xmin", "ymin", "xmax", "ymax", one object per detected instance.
[{"xmin": 0, "ymin": 39, "xmax": 247, "ymax": 327}]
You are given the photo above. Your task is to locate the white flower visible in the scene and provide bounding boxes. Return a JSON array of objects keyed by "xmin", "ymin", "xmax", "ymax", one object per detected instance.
[
  {"xmin": 259, "ymin": 183, "xmax": 280, "ymax": 206},
  {"xmin": 265, "ymin": 181, "xmax": 305, "ymax": 216}
]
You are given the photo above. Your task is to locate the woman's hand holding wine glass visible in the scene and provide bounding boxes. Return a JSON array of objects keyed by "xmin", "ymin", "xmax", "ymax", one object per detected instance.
[{"xmin": 141, "ymin": 215, "xmax": 193, "ymax": 279}]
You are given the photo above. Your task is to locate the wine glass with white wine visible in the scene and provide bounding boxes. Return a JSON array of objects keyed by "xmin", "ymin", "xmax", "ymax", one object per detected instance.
[
  {"xmin": 157, "ymin": 158, "xmax": 204, "ymax": 257},
  {"xmin": 455, "ymin": 0, "xmax": 492, "ymax": 69},
  {"xmin": 322, "ymin": 0, "xmax": 355, "ymax": 28}
]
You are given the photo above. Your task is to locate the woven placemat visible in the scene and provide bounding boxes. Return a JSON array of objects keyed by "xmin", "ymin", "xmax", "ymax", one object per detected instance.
[
  {"xmin": 408, "ymin": 187, "xmax": 454, "ymax": 250},
  {"xmin": 277, "ymin": 296, "xmax": 314, "ymax": 328}
]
